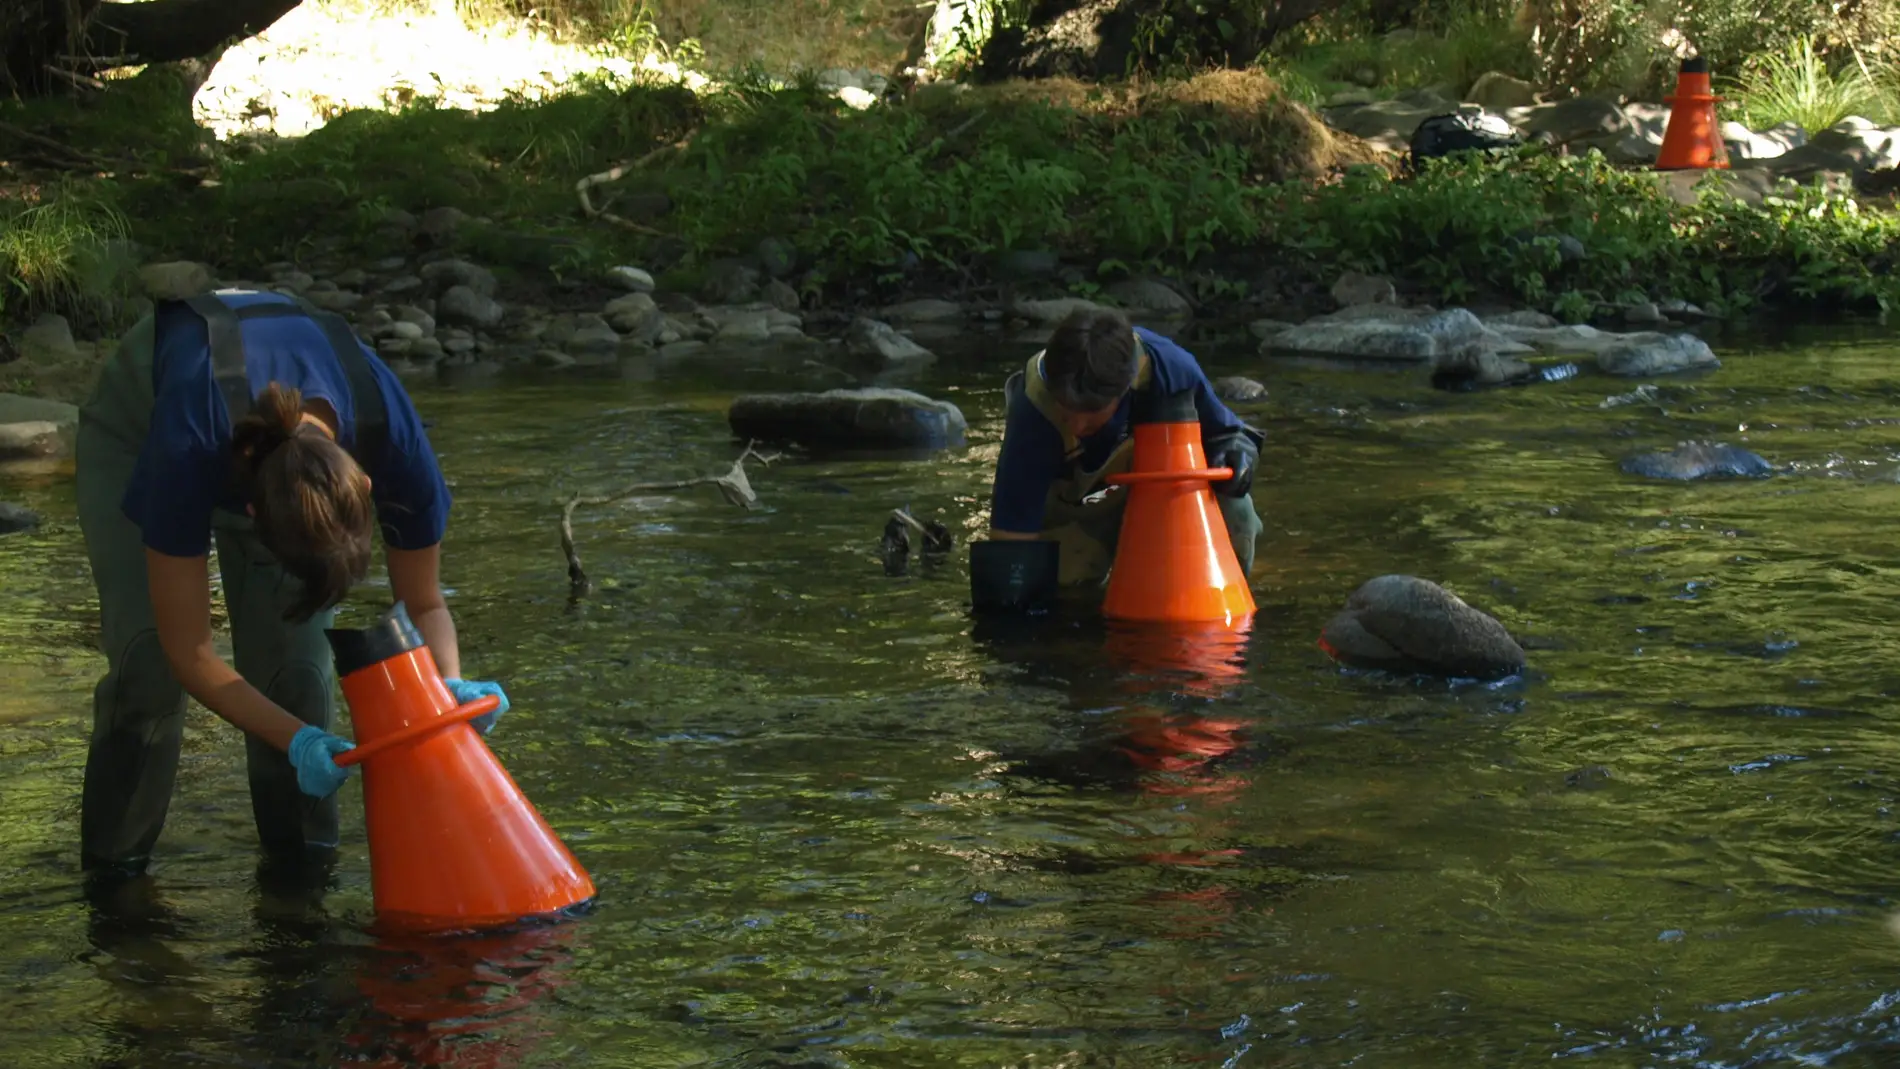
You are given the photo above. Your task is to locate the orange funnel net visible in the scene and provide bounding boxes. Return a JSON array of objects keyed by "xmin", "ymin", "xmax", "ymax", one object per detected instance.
[
  {"xmin": 1101, "ymin": 411, "xmax": 1257, "ymax": 625},
  {"xmin": 1656, "ymin": 54, "xmax": 1731, "ymax": 170},
  {"xmin": 325, "ymin": 602, "xmax": 596, "ymax": 934}
]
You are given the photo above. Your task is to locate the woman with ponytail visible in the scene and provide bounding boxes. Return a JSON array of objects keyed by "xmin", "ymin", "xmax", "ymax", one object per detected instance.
[{"xmin": 72, "ymin": 287, "xmax": 507, "ymax": 881}]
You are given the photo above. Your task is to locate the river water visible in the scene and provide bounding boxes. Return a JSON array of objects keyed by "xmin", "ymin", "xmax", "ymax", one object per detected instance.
[{"xmin": 5, "ymin": 317, "xmax": 1900, "ymax": 1067}]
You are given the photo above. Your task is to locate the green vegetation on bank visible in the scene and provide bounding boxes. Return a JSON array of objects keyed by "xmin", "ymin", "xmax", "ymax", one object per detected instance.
[{"xmin": 5, "ymin": 63, "xmax": 1900, "ymax": 345}]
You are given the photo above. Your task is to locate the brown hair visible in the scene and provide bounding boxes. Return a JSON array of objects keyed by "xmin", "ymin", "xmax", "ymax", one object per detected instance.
[
  {"xmin": 1043, "ymin": 307, "xmax": 1139, "ymax": 412},
  {"xmin": 231, "ymin": 383, "xmax": 375, "ymax": 622}
]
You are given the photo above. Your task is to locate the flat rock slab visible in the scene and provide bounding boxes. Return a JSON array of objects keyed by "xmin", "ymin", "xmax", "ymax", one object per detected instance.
[{"xmin": 727, "ymin": 388, "xmax": 968, "ymax": 452}]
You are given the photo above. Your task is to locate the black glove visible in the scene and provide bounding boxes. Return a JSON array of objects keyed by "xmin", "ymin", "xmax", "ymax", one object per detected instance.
[
  {"xmin": 970, "ymin": 539, "xmax": 1060, "ymax": 614},
  {"xmin": 1205, "ymin": 426, "xmax": 1261, "ymax": 499}
]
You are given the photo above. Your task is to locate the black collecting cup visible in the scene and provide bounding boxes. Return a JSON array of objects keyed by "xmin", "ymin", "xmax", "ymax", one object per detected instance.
[{"xmin": 970, "ymin": 539, "xmax": 1061, "ymax": 614}]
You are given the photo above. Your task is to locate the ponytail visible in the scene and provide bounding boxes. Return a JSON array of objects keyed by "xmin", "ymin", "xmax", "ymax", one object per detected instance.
[{"xmin": 232, "ymin": 382, "xmax": 376, "ymax": 622}]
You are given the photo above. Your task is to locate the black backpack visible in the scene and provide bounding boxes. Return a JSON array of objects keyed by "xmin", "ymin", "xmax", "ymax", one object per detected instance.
[{"xmin": 1408, "ymin": 106, "xmax": 1524, "ymax": 171}]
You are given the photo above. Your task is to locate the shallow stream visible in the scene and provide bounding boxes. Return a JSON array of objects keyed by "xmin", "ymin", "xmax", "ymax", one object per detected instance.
[{"xmin": 6, "ymin": 318, "xmax": 1900, "ymax": 1067}]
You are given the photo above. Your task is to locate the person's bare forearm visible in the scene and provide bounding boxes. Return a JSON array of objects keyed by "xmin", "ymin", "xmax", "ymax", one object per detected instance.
[
  {"xmin": 409, "ymin": 600, "xmax": 462, "ymax": 680},
  {"xmin": 986, "ymin": 528, "xmax": 1043, "ymax": 541},
  {"xmin": 170, "ymin": 645, "xmax": 308, "ymax": 752}
]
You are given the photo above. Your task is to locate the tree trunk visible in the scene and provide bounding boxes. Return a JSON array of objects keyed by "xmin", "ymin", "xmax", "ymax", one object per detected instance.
[{"xmin": 1, "ymin": 0, "xmax": 304, "ymax": 95}]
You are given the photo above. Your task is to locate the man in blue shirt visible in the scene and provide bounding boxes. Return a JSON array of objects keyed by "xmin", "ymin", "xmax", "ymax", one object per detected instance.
[
  {"xmin": 73, "ymin": 287, "xmax": 511, "ymax": 881},
  {"xmin": 979, "ymin": 306, "xmax": 1264, "ymax": 592}
]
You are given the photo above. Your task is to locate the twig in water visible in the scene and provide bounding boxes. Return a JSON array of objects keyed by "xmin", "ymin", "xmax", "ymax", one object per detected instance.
[
  {"xmin": 44, "ymin": 66, "xmax": 107, "ymax": 91},
  {"xmin": 558, "ymin": 440, "xmax": 783, "ymax": 595}
]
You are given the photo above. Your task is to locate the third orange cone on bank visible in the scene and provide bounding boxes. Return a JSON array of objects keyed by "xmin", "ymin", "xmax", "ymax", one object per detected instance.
[{"xmin": 1655, "ymin": 54, "xmax": 1731, "ymax": 170}]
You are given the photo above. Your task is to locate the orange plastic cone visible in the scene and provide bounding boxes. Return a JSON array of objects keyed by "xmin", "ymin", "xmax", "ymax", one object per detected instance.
[
  {"xmin": 1101, "ymin": 411, "xmax": 1257, "ymax": 625},
  {"xmin": 326, "ymin": 602, "xmax": 596, "ymax": 934},
  {"xmin": 1655, "ymin": 55, "xmax": 1730, "ymax": 170}
]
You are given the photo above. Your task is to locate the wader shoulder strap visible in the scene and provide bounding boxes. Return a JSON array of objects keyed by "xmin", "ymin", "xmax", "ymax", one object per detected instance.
[{"xmin": 171, "ymin": 292, "xmax": 390, "ymax": 470}]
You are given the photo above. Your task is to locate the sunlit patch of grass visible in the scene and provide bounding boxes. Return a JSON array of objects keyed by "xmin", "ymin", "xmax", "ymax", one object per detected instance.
[
  {"xmin": 1731, "ymin": 35, "xmax": 1899, "ymax": 131},
  {"xmin": 0, "ymin": 189, "xmax": 135, "ymax": 335}
]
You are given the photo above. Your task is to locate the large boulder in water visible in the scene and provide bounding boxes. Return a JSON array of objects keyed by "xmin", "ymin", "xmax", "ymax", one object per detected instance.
[
  {"xmin": 727, "ymin": 387, "xmax": 967, "ymax": 451},
  {"xmin": 0, "ymin": 393, "xmax": 79, "ymax": 462},
  {"xmin": 1620, "ymin": 440, "xmax": 1774, "ymax": 480},
  {"xmin": 1320, "ymin": 575, "xmax": 1527, "ymax": 680},
  {"xmin": 0, "ymin": 501, "xmax": 40, "ymax": 534}
]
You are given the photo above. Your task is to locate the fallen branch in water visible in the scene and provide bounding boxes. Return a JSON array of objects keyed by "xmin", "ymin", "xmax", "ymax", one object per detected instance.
[{"xmin": 559, "ymin": 440, "xmax": 783, "ymax": 594}]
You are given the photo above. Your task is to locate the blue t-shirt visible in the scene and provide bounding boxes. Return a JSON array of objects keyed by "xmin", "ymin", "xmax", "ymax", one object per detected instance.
[
  {"xmin": 123, "ymin": 290, "xmax": 453, "ymax": 557},
  {"xmin": 989, "ymin": 326, "xmax": 1245, "ymax": 533}
]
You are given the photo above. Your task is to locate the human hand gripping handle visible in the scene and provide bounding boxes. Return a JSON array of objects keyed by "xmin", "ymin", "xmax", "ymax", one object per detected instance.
[
  {"xmin": 287, "ymin": 724, "xmax": 356, "ymax": 798},
  {"xmin": 1206, "ymin": 427, "xmax": 1261, "ymax": 499},
  {"xmin": 445, "ymin": 678, "xmax": 510, "ymax": 734}
]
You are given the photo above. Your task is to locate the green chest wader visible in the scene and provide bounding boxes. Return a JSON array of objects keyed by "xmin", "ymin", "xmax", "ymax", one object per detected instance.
[
  {"xmin": 74, "ymin": 291, "xmax": 388, "ymax": 877},
  {"xmin": 1000, "ymin": 338, "xmax": 1263, "ymax": 588}
]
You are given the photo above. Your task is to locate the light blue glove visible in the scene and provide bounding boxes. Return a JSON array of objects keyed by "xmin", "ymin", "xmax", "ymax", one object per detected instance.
[
  {"xmin": 445, "ymin": 678, "xmax": 510, "ymax": 735},
  {"xmin": 287, "ymin": 724, "xmax": 355, "ymax": 798}
]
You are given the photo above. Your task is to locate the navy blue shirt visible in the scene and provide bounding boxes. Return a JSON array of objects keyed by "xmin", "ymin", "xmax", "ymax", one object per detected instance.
[
  {"xmin": 123, "ymin": 290, "xmax": 453, "ymax": 557},
  {"xmin": 989, "ymin": 326, "xmax": 1244, "ymax": 533}
]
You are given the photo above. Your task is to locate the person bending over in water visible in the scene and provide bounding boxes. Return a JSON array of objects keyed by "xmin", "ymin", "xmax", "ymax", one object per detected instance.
[
  {"xmin": 73, "ymin": 287, "xmax": 510, "ymax": 880},
  {"xmin": 974, "ymin": 306, "xmax": 1264, "ymax": 592}
]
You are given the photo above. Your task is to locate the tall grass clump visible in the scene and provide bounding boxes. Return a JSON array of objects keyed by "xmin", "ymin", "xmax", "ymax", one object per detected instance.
[
  {"xmin": 1730, "ymin": 35, "xmax": 1898, "ymax": 131},
  {"xmin": 0, "ymin": 192, "xmax": 136, "ymax": 335}
]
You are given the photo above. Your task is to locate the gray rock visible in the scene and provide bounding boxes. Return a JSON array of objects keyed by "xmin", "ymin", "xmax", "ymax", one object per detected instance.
[
  {"xmin": 331, "ymin": 267, "xmax": 368, "ymax": 289},
  {"xmin": 1467, "ymin": 70, "xmax": 1538, "ymax": 111},
  {"xmin": 1213, "ymin": 376, "xmax": 1268, "ymax": 402},
  {"xmin": 603, "ymin": 292, "xmax": 662, "ymax": 342},
  {"xmin": 419, "ymin": 258, "xmax": 497, "ymax": 297},
  {"xmin": 1485, "ymin": 309, "xmax": 1561, "ymax": 329},
  {"xmin": 1331, "ymin": 271, "xmax": 1397, "ymax": 308},
  {"xmin": 1010, "ymin": 296, "xmax": 1109, "ymax": 324},
  {"xmin": 1433, "ymin": 348, "xmax": 1533, "ymax": 386},
  {"xmin": 1248, "ymin": 318, "xmax": 1295, "ymax": 340},
  {"xmin": 0, "ymin": 501, "xmax": 39, "ymax": 534},
  {"xmin": 1107, "ymin": 278, "xmax": 1192, "ymax": 317},
  {"xmin": 1622, "ymin": 302, "xmax": 1666, "ymax": 326},
  {"xmin": 606, "ymin": 265, "xmax": 656, "ymax": 293},
  {"xmin": 1596, "ymin": 333, "xmax": 1719, "ymax": 376},
  {"xmin": 21, "ymin": 313, "xmax": 77, "ymax": 360},
  {"xmin": 1621, "ymin": 441, "xmax": 1774, "ymax": 480},
  {"xmin": 417, "ymin": 206, "xmax": 469, "ymax": 244},
  {"xmin": 763, "ymin": 278, "xmax": 802, "ymax": 314},
  {"xmin": 304, "ymin": 288, "xmax": 362, "ymax": 313},
  {"xmin": 435, "ymin": 285, "xmax": 504, "ymax": 329},
  {"xmin": 1320, "ymin": 574, "xmax": 1527, "ymax": 680},
  {"xmin": 701, "ymin": 260, "xmax": 761, "ymax": 304},
  {"xmin": 711, "ymin": 309, "xmax": 775, "ymax": 344},
  {"xmin": 562, "ymin": 314, "xmax": 623, "ymax": 364},
  {"xmin": 393, "ymin": 305, "xmax": 436, "ymax": 334},
  {"xmin": 845, "ymin": 317, "xmax": 934, "ymax": 364},
  {"xmin": 1269, "ymin": 306, "xmax": 1525, "ymax": 363},
  {"xmin": 727, "ymin": 387, "xmax": 968, "ymax": 451},
  {"xmin": 271, "ymin": 269, "xmax": 316, "ymax": 292},
  {"xmin": 137, "ymin": 261, "xmax": 215, "ymax": 300},
  {"xmin": 0, "ymin": 393, "xmax": 79, "ymax": 460},
  {"xmin": 381, "ymin": 275, "xmax": 424, "ymax": 296},
  {"xmin": 880, "ymin": 298, "xmax": 965, "ymax": 325},
  {"xmin": 1511, "ymin": 96, "xmax": 1628, "ymax": 146}
]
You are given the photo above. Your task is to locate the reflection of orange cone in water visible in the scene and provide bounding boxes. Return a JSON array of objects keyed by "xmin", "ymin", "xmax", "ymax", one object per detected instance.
[
  {"xmin": 345, "ymin": 920, "xmax": 578, "ymax": 1068},
  {"xmin": 1102, "ymin": 618, "xmax": 1254, "ymax": 799},
  {"xmin": 326, "ymin": 602, "xmax": 596, "ymax": 934},
  {"xmin": 1655, "ymin": 55, "xmax": 1730, "ymax": 170},
  {"xmin": 1101, "ymin": 392, "xmax": 1256, "ymax": 625}
]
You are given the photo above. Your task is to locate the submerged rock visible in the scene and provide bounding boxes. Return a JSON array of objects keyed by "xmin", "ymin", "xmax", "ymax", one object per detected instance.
[
  {"xmin": 1214, "ymin": 376, "xmax": 1268, "ymax": 402},
  {"xmin": 727, "ymin": 387, "xmax": 968, "ymax": 451},
  {"xmin": 1620, "ymin": 441, "xmax": 1774, "ymax": 481},
  {"xmin": 845, "ymin": 317, "xmax": 934, "ymax": 365},
  {"xmin": 1320, "ymin": 574, "xmax": 1526, "ymax": 680},
  {"xmin": 0, "ymin": 502, "xmax": 39, "ymax": 534}
]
